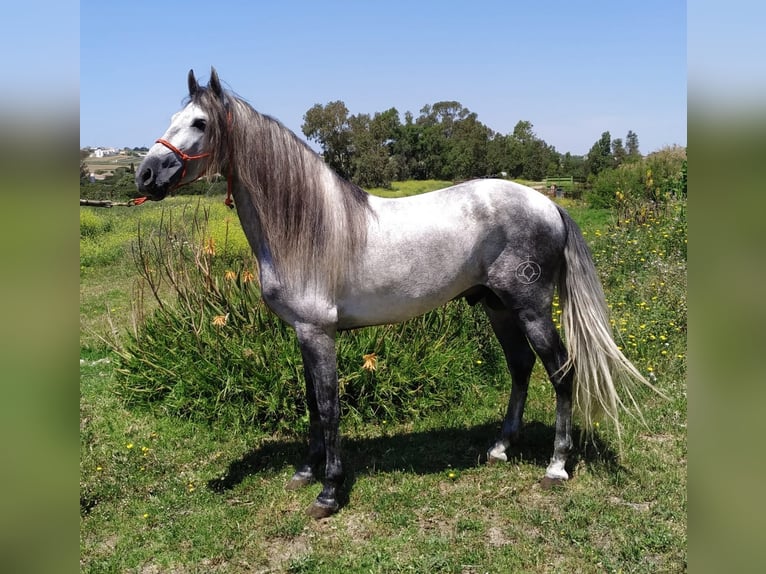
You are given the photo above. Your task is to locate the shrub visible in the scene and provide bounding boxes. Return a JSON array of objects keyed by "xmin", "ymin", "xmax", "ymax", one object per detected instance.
[
  {"xmin": 115, "ymin": 204, "xmax": 506, "ymax": 433},
  {"xmin": 80, "ymin": 208, "xmax": 114, "ymax": 238},
  {"xmin": 586, "ymin": 165, "xmax": 643, "ymax": 209},
  {"xmin": 588, "ymin": 197, "xmax": 687, "ymax": 383},
  {"xmin": 80, "ymin": 209, "xmax": 135, "ymax": 268},
  {"xmin": 111, "ymin": 193, "xmax": 686, "ymax": 436},
  {"xmin": 585, "ymin": 146, "xmax": 686, "ymax": 215},
  {"xmin": 200, "ymin": 202, "xmax": 253, "ymax": 265}
]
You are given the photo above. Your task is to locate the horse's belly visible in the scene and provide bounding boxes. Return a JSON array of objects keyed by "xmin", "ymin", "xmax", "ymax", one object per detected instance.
[{"xmin": 336, "ymin": 280, "xmax": 472, "ymax": 330}]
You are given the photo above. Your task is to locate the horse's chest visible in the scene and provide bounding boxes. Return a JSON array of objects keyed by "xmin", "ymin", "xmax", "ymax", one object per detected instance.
[{"xmin": 259, "ymin": 278, "xmax": 339, "ymax": 329}]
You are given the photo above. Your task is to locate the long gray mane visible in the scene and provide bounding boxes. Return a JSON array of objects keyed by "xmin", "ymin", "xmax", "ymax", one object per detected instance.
[{"xmin": 192, "ymin": 87, "xmax": 370, "ymax": 292}]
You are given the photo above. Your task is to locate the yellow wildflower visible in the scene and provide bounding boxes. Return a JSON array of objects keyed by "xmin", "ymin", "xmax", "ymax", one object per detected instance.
[
  {"xmin": 212, "ymin": 314, "xmax": 229, "ymax": 327},
  {"xmin": 224, "ymin": 270, "xmax": 236, "ymax": 281},
  {"xmin": 204, "ymin": 237, "xmax": 216, "ymax": 256},
  {"xmin": 362, "ymin": 353, "xmax": 378, "ymax": 371},
  {"xmin": 242, "ymin": 270, "xmax": 255, "ymax": 283}
]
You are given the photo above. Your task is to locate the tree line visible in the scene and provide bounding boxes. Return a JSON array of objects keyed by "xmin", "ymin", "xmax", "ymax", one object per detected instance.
[
  {"xmin": 301, "ymin": 100, "xmax": 643, "ymax": 188},
  {"xmin": 80, "ymin": 99, "xmax": 671, "ymax": 201}
]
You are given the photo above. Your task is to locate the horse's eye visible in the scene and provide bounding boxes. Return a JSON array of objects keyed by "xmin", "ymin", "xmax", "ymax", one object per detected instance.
[{"xmin": 192, "ymin": 118, "xmax": 207, "ymax": 131}]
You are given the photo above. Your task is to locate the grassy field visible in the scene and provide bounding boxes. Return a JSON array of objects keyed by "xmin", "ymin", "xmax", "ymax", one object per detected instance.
[
  {"xmin": 80, "ymin": 184, "xmax": 686, "ymax": 572},
  {"xmin": 366, "ymin": 179, "xmax": 455, "ymax": 198},
  {"xmin": 83, "ymin": 154, "xmax": 142, "ymax": 179}
]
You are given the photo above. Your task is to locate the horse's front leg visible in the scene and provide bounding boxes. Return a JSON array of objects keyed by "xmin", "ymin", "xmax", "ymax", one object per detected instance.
[
  {"xmin": 285, "ymin": 355, "xmax": 324, "ymax": 490},
  {"xmin": 292, "ymin": 323, "xmax": 343, "ymax": 518}
]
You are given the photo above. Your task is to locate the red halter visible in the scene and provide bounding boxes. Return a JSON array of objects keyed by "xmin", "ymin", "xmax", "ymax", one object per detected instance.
[
  {"xmin": 155, "ymin": 137, "xmax": 211, "ymax": 186},
  {"xmin": 153, "ymin": 137, "xmax": 234, "ymax": 208}
]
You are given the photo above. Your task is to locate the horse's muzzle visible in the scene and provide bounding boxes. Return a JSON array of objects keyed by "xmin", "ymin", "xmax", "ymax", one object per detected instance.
[{"xmin": 135, "ymin": 154, "xmax": 183, "ymax": 200}]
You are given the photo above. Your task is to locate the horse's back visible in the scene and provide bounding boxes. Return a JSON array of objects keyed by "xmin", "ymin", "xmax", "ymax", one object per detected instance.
[
  {"xmin": 335, "ymin": 179, "xmax": 565, "ymax": 329},
  {"xmin": 370, "ymin": 178, "xmax": 560, "ymax": 227},
  {"xmin": 373, "ymin": 178, "xmax": 566, "ymax": 260}
]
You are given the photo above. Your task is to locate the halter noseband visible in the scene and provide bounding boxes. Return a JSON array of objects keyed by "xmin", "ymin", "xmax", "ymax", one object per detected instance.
[
  {"xmin": 154, "ymin": 134, "xmax": 233, "ymax": 208},
  {"xmin": 155, "ymin": 138, "xmax": 211, "ymax": 186}
]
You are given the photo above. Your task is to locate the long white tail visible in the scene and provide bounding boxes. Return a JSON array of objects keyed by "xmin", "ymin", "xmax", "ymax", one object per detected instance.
[{"xmin": 556, "ymin": 206, "xmax": 662, "ymax": 439}]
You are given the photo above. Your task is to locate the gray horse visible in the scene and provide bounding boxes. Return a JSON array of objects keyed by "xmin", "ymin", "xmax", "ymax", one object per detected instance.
[{"xmin": 136, "ymin": 68, "xmax": 655, "ymax": 518}]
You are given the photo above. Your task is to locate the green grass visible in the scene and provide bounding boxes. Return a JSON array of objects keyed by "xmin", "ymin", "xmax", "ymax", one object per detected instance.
[
  {"xmin": 367, "ymin": 179, "xmax": 454, "ymax": 197},
  {"xmin": 80, "ymin": 187, "xmax": 686, "ymax": 572}
]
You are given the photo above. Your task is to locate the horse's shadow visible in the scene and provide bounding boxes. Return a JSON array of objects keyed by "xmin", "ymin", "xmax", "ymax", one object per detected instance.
[{"xmin": 207, "ymin": 421, "xmax": 621, "ymax": 502}]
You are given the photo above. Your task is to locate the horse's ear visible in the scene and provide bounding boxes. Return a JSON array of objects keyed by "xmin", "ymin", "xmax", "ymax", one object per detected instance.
[
  {"xmin": 209, "ymin": 67, "xmax": 224, "ymax": 100},
  {"xmin": 188, "ymin": 69, "xmax": 199, "ymax": 97}
]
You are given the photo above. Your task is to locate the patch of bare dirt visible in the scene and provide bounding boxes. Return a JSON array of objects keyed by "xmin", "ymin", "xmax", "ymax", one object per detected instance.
[
  {"xmin": 487, "ymin": 525, "xmax": 511, "ymax": 547},
  {"xmin": 342, "ymin": 511, "xmax": 378, "ymax": 541},
  {"xmin": 260, "ymin": 533, "xmax": 312, "ymax": 572}
]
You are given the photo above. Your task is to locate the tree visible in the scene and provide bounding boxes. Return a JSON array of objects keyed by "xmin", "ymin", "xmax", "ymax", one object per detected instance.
[
  {"xmin": 625, "ymin": 130, "xmax": 640, "ymax": 161},
  {"xmin": 497, "ymin": 121, "xmax": 560, "ymax": 181},
  {"xmin": 80, "ymin": 161, "xmax": 91, "ymax": 184},
  {"xmin": 611, "ymin": 138, "xmax": 626, "ymax": 167},
  {"xmin": 347, "ymin": 108, "xmax": 401, "ymax": 188},
  {"xmin": 419, "ymin": 101, "xmax": 470, "ymax": 138},
  {"xmin": 414, "ymin": 102, "xmax": 469, "ymax": 179},
  {"xmin": 300, "ymin": 99, "xmax": 617, "ymax": 186},
  {"xmin": 586, "ymin": 131, "xmax": 613, "ymax": 176},
  {"xmin": 486, "ymin": 133, "xmax": 511, "ymax": 176},
  {"xmin": 446, "ymin": 112, "xmax": 491, "ymax": 180},
  {"xmin": 302, "ymin": 101, "xmax": 353, "ymax": 178},
  {"xmin": 512, "ymin": 120, "xmax": 535, "ymax": 144},
  {"xmin": 524, "ymin": 139, "xmax": 558, "ymax": 181},
  {"xmin": 561, "ymin": 152, "xmax": 586, "ymax": 181},
  {"xmin": 391, "ymin": 111, "xmax": 420, "ymax": 180}
]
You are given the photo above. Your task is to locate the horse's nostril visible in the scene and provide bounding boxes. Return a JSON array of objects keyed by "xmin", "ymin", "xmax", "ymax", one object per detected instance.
[{"xmin": 140, "ymin": 168, "xmax": 153, "ymax": 184}]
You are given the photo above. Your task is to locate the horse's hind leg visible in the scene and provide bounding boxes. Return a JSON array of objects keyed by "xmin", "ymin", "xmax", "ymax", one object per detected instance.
[
  {"xmin": 483, "ymin": 305, "xmax": 537, "ymax": 463},
  {"xmin": 515, "ymin": 307, "xmax": 574, "ymax": 483}
]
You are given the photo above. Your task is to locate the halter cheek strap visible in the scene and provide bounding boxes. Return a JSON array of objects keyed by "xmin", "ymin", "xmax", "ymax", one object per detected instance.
[
  {"xmin": 155, "ymin": 137, "xmax": 234, "ymax": 209},
  {"xmin": 155, "ymin": 138, "xmax": 211, "ymax": 186}
]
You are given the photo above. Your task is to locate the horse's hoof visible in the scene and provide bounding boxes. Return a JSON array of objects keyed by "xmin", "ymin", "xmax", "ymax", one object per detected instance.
[
  {"xmin": 487, "ymin": 446, "xmax": 508, "ymax": 464},
  {"xmin": 306, "ymin": 500, "xmax": 338, "ymax": 520},
  {"xmin": 285, "ymin": 474, "xmax": 314, "ymax": 490},
  {"xmin": 540, "ymin": 476, "xmax": 566, "ymax": 490}
]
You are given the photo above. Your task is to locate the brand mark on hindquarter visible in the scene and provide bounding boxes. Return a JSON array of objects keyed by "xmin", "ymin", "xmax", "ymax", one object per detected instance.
[{"xmin": 515, "ymin": 257, "xmax": 541, "ymax": 284}]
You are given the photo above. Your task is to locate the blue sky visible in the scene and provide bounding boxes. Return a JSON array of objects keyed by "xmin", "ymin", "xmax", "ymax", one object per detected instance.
[{"xmin": 80, "ymin": 1, "xmax": 687, "ymax": 156}]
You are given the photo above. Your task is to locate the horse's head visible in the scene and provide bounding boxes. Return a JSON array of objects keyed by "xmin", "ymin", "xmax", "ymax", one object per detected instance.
[{"xmin": 135, "ymin": 68, "xmax": 225, "ymax": 200}]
